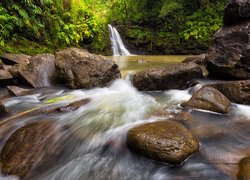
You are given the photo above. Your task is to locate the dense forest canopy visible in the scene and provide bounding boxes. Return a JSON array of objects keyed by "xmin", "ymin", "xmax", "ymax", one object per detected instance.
[{"xmin": 0, "ymin": 0, "xmax": 228, "ymax": 55}]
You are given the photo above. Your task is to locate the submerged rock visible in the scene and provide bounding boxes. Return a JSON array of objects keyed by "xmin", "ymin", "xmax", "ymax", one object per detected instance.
[
  {"xmin": 182, "ymin": 54, "xmax": 206, "ymax": 65},
  {"xmin": 0, "ymin": 121, "xmax": 60, "ymax": 178},
  {"xmin": 206, "ymin": 0, "xmax": 250, "ymax": 80},
  {"xmin": 237, "ymin": 157, "xmax": 250, "ymax": 180},
  {"xmin": 127, "ymin": 121, "xmax": 199, "ymax": 165},
  {"xmin": 210, "ymin": 80, "xmax": 250, "ymax": 105},
  {"xmin": 55, "ymin": 48, "xmax": 121, "ymax": 89},
  {"xmin": 133, "ymin": 62, "xmax": 203, "ymax": 91},
  {"xmin": 0, "ymin": 53, "xmax": 31, "ymax": 65},
  {"xmin": 14, "ymin": 53, "xmax": 56, "ymax": 87},
  {"xmin": 0, "ymin": 69, "xmax": 13, "ymax": 86},
  {"xmin": 181, "ymin": 86, "xmax": 231, "ymax": 114}
]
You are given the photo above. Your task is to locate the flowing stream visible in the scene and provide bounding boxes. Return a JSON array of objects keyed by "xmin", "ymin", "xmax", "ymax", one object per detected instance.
[{"xmin": 0, "ymin": 56, "xmax": 250, "ymax": 180}]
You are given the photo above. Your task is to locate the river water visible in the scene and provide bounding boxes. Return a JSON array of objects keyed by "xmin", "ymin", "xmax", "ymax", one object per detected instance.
[{"xmin": 0, "ymin": 56, "xmax": 250, "ymax": 180}]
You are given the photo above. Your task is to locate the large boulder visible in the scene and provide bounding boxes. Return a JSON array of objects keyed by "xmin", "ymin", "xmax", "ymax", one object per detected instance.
[
  {"xmin": 55, "ymin": 48, "xmax": 121, "ymax": 89},
  {"xmin": 209, "ymin": 80, "xmax": 250, "ymax": 105},
  {"xmin": 13, "ymin": 53, "xmax": 56, "ymax": 87},
  {"xmin": 0, "ymin": 69, "xmax": 13, "ymax": 86},
  {"xmin": 224, "ymin": 0, "xmax": 250, "ymax": 26},
  {"xmin": 0, "ymin": 53, "xmax": 31, "ymax": 65},
  {"xmin": 133, "ymin": 63, "xmax": 203, "ymax": 91},
  {"xmin": 0, "ymin": 121, "xmax": 60, "ymax": 178},
  {"xmin": 181, "ymin": 86, "xmax": 231, "ymax": 114},
  {"xmin": 127, "ymin": 121, "xmax": 199, "ymax": 165},
  {"xmin": 206, "ymin": 0, "xmax": 250, "ymax": 80},
  {"xmin": 237, "ymin": 157, "xmax": 250, "ymax": 180}
]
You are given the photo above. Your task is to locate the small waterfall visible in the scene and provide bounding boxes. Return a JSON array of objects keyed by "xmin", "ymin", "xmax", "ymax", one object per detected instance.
[{"xmin": 108, "ymin": 24, "xmax": 131, "ymax": 56}]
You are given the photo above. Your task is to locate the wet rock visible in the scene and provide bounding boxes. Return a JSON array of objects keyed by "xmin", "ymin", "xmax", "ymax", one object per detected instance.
[
  {"xmin": 59, "ymin": 98, "xmax": 91, "ymax": 112},
  {"xmin": 2, "ymin": 65, "xmax": 12, "ymax": 71},
  {"xmin": 206, "ymin": 21, "xmax": 250, "ymax": 79},
  {"xmin": 237, "ymin": 157, "xmax": 250, "ymax": 180},
  {"xmin": 0, "ymin": 53, "xmax": 31, "ymax": 65},
  {"xmin": 181, "ymin": 86, "xmax": 231, "ymax": 114},
  {"xmin": 127, "ymin": 121, "xmax": 199, "ymax": 165},
  {"xmin": 0, "ymin": 121, "xmax": 60, "ymax": 178},
  {"xmin": 0, "ymin": 101, "xmax": 7, "ymax": 116},
  {"xmin": 133, "ymin": 63, "xmax": 203, "ymax": 91},
  {"xmin": 0, "ymin": 70, "xmax": 13, "ymax": 86},
  {"xmin": 223, "ymin": 0, "xmax": 250, "ymax": 26},
  {"xmin": 55, "ymin": 48, "xmax": 121, "ymax": 89},
  {"xmin": 6, "ymin": 86, "xmax": 31, "ymax": 96},
  {"xmin": 209, "ymin": 80, "xmax": 250, "ymax": 105},
  {"xmin": 182, "ymin": 54, "xmax": 206, "ymax": 65},
  {"xmin": 14, "ymin": 53, "xmax": 56, "ymax": 87}
]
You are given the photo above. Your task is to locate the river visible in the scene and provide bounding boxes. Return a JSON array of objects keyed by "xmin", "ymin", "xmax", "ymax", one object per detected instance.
[{"xmin": 0, "ymin": 55, "xmax": 250, "ymax": 180}]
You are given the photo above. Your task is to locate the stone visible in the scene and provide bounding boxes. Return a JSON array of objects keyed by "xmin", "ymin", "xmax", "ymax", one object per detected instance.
[
  {"xmin": 209, "ymin": 80, "xmax": 250, "ymax": 105},
  {"xmin": 0, "ymin": 121, "xmax": 60, "ymax": 178},
  {"xmin": 59, "ymin": 98, "xmax": 91, "ymax": 112},
  {"xmin": 237, "ymin": 157, "xmax": 250, "ymax": 180},
  {"xmin": 182, "ymin": 54, "xmax": 206, "ymax": 65},
  {"xmin": 133, "ymin": 63, "xmax": 203, "ymax": 91},
  {"xmin": 6, "ymin": 86, "xmax": 31, "ymax": 96},
  {"xmin": 14, "ymin": 53, "xmax": 56, "ymax": 87},
  {"xmin": 0, "ymin": 53, "xmax": 31, "ymax": 65},
  {"xmin": 223, "ymin": 0, "xmax": 250, "ymax": 26},
  {"xmin": 55, "ymin": 48, "xmax": 121, "ymax": 89},
  {"xmin": 206, "ymin": 21, "xmax": 250, "ymax": 79},
  {"xmin": 0, "ymin": 69, "xmax": 13, "ymax": 86},
  {"xmin": 181, "ymin": 86, "xmax": 231, "ymax": 114},
  {"xmin": 127, "ymin": 121, "xmax": 199, "ymax": 165},
  {"xmin": 0, "ymin": 101, "xmax": 7, "ymax": 116}
]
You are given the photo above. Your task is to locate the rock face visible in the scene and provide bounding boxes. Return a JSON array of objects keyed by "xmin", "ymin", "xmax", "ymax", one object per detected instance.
[
  {"xmin": 55, "ymin": 48, "xmax": 121, "ymax": 89},
  {"xmin": 223, "ymin": 0, "xmax": 250, "ymax": 26},
  {"xmin": 127, "ymin": 121, "xmax": 199, "ymax": 165},
  {"xmin": 13, "ymin": 53, "xmax": 56, "ymax": 87},
  {"xmin": 133, "ymin": 63, "xmax": 203, "ymax": 91},
  {"xmin": 210, "ymin": 80, "xmax": 250, "ymax": 105},
  {"xmin": 237, "ymin": 157, "xmax": 250, "ymax": 180},
  {"xmin": 0, "ymin": 53, "xmax": 31, "ymax": 65},
  {"xmin": 0, "ymin": 70, "xmax": 13, "ymax": 85},
  {"xmin": 206, "ymin": 0, "xmax": 250, "ymax": 79},
  {"xmin": 181, "ymin": 86, "xmax": 231, "ymax": 114},
  {"xmin": 0, "ymin": 121, "xmax": 59, "ymax": 178}
]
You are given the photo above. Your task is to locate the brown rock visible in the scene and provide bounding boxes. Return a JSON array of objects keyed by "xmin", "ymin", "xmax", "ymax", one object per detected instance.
[
  {"xmin": 0, "ymin": 121, "xmax": 60, "ymax": 178},
  {"xmin": 223, "ymin": 0, "xmax": 250, "ymax": 26},
  {"xmin": 0, "ymin": 101, "xmax": 7, "ymax": 116},
  {"xmin": 59, "ymin": 98, "xmax": 91, "ymax": 112},
  {"xmin": 2, "ymin": 65, "xmax": 12, "ymax": 71},
  {"xmin": 210, "ymin": 80, "xmax": 250, "ymax": 105},
  {"xmin": 237, "ymin": 157, "xmax": 250, "ymax": 180},
  {"xmin": 127, "ymin": 121, "xmax": 199, "ymax": 165},
  {"xmin": 0, "ymin": 53, "xmax": 31, "ymax": 65},
  {"xmin": 182, "ymin": 54, "xmax": 206, "ymax": 65},
  {"xmin": 15, "ymin": 53, "xmax": 56, "ymax": 87},
  {"xmin": 55, "ymin": 48, "xmax": 121, "ymax": 89},
  {"xmin": 0, "ymin": 69, "xmax": 13, "ymax": 86},
  {"xmin": 133, "ymin": 63, "xmax": 203, "ymax": 91},
  {"xmin": 6, "ymin": 86, "xmax": 31, "ymax": 96},
  {"xmin": 181, "ymin": 86, "xmax": 231, "ymax": 114}
]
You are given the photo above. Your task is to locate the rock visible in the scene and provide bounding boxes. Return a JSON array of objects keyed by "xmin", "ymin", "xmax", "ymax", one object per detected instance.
[
  {"xmin": 127, "ymin": 121, "xmax": 199, "ymax": 165},
  {"xmin": 181, "ymin": 86, "xmax": 231, "ymax": 114},
  {"xmin": 0, "ymin": 53, "xmax": 31, "ymax": 65},
  {"xmin": 182, "ymin": 54, "xmax": 206, "ymax": 65},
  {"xmin": 0, "ymin": 69, "xmax": 13, "ymax": 86},
  {"xmin": 55, "ymin": 48, "xmax": 121, "ymax": 89},
  {"xmin": 0, "ymin": 121, "xmax": 60, "ymax": 178},
  {"xmin": 209, "ymin": 80, "xmax": 250, "ymax": 105},
  {"xmin": 14, "ymin": 53, "xmax": 56, "ymax": 87},
  {"xmin": 2, "ymin": 65, "xmax": 12, "ymax": 71},
  {"xmin": 237, "ymin": 157, "xmax": 250, "ymax": 180},
  {"xmin": 133, "ymin": 63, "xmax": 203, "ymax": 91},
  {"xmin": 59, "ymin": 98, "xmax": 91, "ymax": 112},
  {"xmin": 206, "ymin": 21, "xmax": 250, "ymax": 79},
  {"xmin": 223, "ymin": 0, "xmax": 250, "ymax": 26},
  {"xmin": 6, "ymin": 86, "xmax": 31, "ymax": 96},
  {"xmin": 0, "ymin": 101, "xmax": 7, "ymax": 116}
]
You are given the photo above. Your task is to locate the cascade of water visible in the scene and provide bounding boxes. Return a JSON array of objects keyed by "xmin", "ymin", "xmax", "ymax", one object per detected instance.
[{"xmin": 108, "ymin": 24, "xmax": 131, "ymax": 56}]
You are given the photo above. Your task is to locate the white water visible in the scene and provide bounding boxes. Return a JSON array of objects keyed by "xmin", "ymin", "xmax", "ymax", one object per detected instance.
[{"xmin": 108, "ymin": 24, "xmax": 131, "ymax": 56}]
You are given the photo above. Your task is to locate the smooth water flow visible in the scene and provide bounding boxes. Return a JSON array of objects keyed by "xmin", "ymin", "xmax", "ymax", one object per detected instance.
[{"xmin": 108, "ymin": 24, "xmax": 131, "ymax": 56}]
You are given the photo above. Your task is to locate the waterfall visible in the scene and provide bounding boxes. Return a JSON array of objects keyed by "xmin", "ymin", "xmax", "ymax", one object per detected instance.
[{"xmin": 108, "ymin": 24, "xmax": 131, "ymax": 56}]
